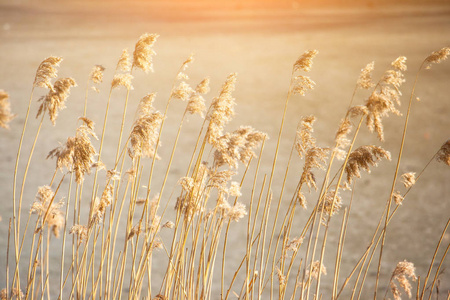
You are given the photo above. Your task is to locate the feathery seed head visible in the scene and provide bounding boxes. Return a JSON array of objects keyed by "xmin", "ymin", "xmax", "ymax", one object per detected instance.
[
  {"xmin": 425, "ymin": 47, "xmax": 450, "ymax": 68},
  {"xmin": 296, "ymin": 115, "xmax": 316, "ymax": 158},
  {"xmin": 48, "ymin": 210, "xmax": 65, "ymax": 238},
  {"xmin": 345, "ymin": 145, "xmax": 391, "ymax": 184},
  {"xmin": 90, "ymin": 184, "xmax": 113, "ymax": 226},
  {"xmin": 292, "ymin": 75, "xmax": 315, "ymax": 96},
  {"xmin": 213, "ymin": 126, "xmax": 266, "ymax": 169},
  {"xmin": 126, "ymin": 168, "xmax": 136, "ymax": 181},
  {"xmin": 196, "ymin": 77, "xmax": 210, "ymax": 94},
  {"xmin": 70, "ymin": 225, "xmax": 88, "ymax": 244},
  {"xmin": 162, "ymin": 221, "xmax": 175, "ymax": 229},
  {"xmin": 78, "ymin": 117, "xmax": 95, "ymax": 129},
  {"xmin": 31, "ymin": 186, "xmax": 64, "ymax": 237},
  {"xmin": 392, "ymin": 56, "xmax": 407, "ymax": 71},
  {"xmin": 206, "ymin": 73, "xmax": 238, "ymax": 146},
  {"xmin": 111, "ymin": 73, "xmax": 133, "ymax": 90},
  {"xmin": 285, "ymin": 236, "xmax": 304, "ymax": 252},
  {"xmin": 401, "ymin": 172, "xmax": 416, "ymax": 188},
  {"xmin": 107, "ymin": 169, "xmax": 121, "ymax": 181},
  {"xmin": 301, "ymin": 146, "xmax": 329, "ymax": 191},
  {"xmin": 208, "ymin": 170, "xmax": 236, "ymax": 193},
  {"xmin": 172, "ymin": 81, "xmax": 194, "ymax": 101},
  {"xmin": 293, "ymin": 50, "xmax": 318, "ymax": 72},
  {"xmin": 175, "ymin": 164, "xmax": 209, "ymax": 218},
  {"xmin": 33, "ymin": 56, "xmax": 63, "ymax": 90},
  {"xmin": 37, "ymin": 77, "xmax": 77, "ymax": 125},
  {"xmin": 318, "ymin": 189, "xmax": 343, "ymax": 223},
  {"xmin": 117, "ymin": 48, "xmax": 131, "ymax": 72},
  {"xmin": 335, "ymin": 118, "xmax": 352, "ymax": 155},
  {"xmin": 137, "ymin": 93, "xmax": 156, "ymax": 117},
  {"xmin": 228, "ymin": 181, "xmax": 242, "ymax": 197},
  {"xmin": 276, "ymin": 267, "xmax": 287, "ymax": 290},
  {"xmin": 0, "ymin": 90, "xmax": 15, "ymax": 129},
  {"xmin": 128, "ymin": 111, "xmax": 164, "ymax": 159},
  {"xmin": 186, "ymin": 78, "xmax": 210, "ymax": 117},
  {"xmin": 393, "ymin": 191, "xmax": 404, "ymax": 205},
  {"xmin": 47, "ymin": 120, "xmax": 98, "ymax": 183},
  {"xmin": 348, "ymin": 105, "xmax": 369, "ymax": 118},
  {"xmin": 390, "ymin": 260, "xmax": 417, "ymax": 299},
  {"xmin": 436, "ymin": 140, "xmax": 450, "ymax": 166},
  {"xmin": 365, "ymin": 90, "xmax": 401, "ymax": 141},
  {"xmin": 307, "ymin": 261, "xmax": 327, "ymax": 280},
  {"xmin": 177, "ymin": 54, "xmax": 194, "ymax": 80},
  {"xmin": 133, "ymin": 33, "xmax": 159, "ymax": 73},
  {"xmin": 89, "ymin": 65, "xmax": 105, "ymax": 84},
  {"xmin": 178, "ymin": 177, "xmax": 194, "ymax": 193},
  {"xmin": 224, "ymin": 202, "xmax": 247, "ymax": 222},
  {"xmin": 1, "ymin": 288, "xmax": 24, "ymax": 300},
  {"xmin": 363, "ymin": 59, "xmax": 406, "ymax": 141},
  {"xmin": 381, "ymin": 70, "xmax": 405, "ymax": 91},
  {"xmin": 31, "ymin": 186, "xmax": 54, "ymax": 214},
  {"xmin": 357, "ymin": 61, "xmax": 375, "ymax": 89},
  {"xmin": 298, "ymin": 191, "xmax": 307, "ymax": 209},
  {"xmin": 186, "ymin": 94, "xmax": 206, "ymax": 118}
]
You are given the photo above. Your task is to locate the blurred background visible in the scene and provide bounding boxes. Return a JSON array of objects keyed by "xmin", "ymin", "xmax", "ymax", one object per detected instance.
[{"xmin": 1, "ymin": 0, "xmax": 449, "ymax": 298}]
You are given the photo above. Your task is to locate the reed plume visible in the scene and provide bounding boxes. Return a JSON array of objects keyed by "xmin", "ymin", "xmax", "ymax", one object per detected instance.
[
  {"xmin": 392, "ymin": 56, "xmax": 407, "ymax": 71},
  {"xmin": 69, "ymin": 225, "xmax": 88, "ymax": 245},
  {"xmin": 206, "ymin": 73, "xmax": 237, "ymax": 147},
  {"xmin": 0, "ymin": 90, "xmax": 15, "ymax": 129},
  {"xmin": 90, "ymin": 184, "xmax": 113, "ymax": 226},
  {"xmin": 175, "ymin": 163, "xmax": 209, "ymax": 218},
  {"xmin": 89, "ymin": 65, "xmax": 105, "ymax": 93},
  {"xmin": 186, "ymin": 78, "xmax": 210, "ymax": 117},
  {"xmin": 365, "ymin": 57, "xmax": 406, "ymax": 141},
  {"xmin": 33, "ymin": 56, "xmax": 63, "ymax": 90},
  {"xmin": 0, "ymin": 288, "xmax": 23, "ymax": 300},
  {"xmin": 111, "ymin": 73, "xmax": 133, "ymax": 90},
  {"xmin": 425, "ymin": 47, "xmax": 450, "ymax": 69},
  {"xmin": 171, "ymin": 81, "xmax": 194, "ymax": 101},
  {"xmin": 436, "ymin": 139, "xmax": 450, "ymax": 165},
  {"xmin": 389, "ymin": 260, "xmax": 417, "ymax": 299},
  {"xmin": 307, "ymin": 261, "xmax": 327, "ymax": 280},
  {"xmin": 128, "ymin": 93, "xmax": 164, "ymax": 158},
  {"xmin": 132, "ymin": 33, "xmax": 159, "ymax": 73},
  {"xmin": 36, "ymin": 77, "xmax": 77, "ymax": 125},
  {"xmin": 401, "ymin": 172, "xmax": 416, "ymax": 188},
  {"xmin": 47, "ymin": 117, "xmax": 98, "ymax": 184},
  {"xmin": 345, "ymin": 145, "xmax": 391, "ymax": 184},
  {"xmin": 318, "ymin": 189, "xmax": 342, "ymax": 223},
  {"xmin": 357, "ymin": 61, "xmax": 375, "ymax": 89},
  {"xmin": 213, "ymin": 126, "xmax": 267, "ymax": 169},
  {"xmin": 295, "ymin": 115, "xmax": 316, "ymax": 158},
  {"xmin": 296, "ymin": 116, "xmax": 329, "ymax": 207},
  {"xmin": 293, "ymin": 50, "xmax": 318, "ymax": 72},
  {"xmin": 176, "ymin": 54, "xmax": 194, "ymax": 80},
  {"xmin": 220, "ymin": 201, "xmax": 247, "ymax": 222},
  {"xmin": 117, "ymin": 49, "xmax": 131, "ymax": 73},
  {"xmin": 30, "ymin": 186, "xmax": 65, "ymax": 237}
]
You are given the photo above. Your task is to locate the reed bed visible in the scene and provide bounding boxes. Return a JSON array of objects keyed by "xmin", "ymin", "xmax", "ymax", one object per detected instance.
[{"xmin": 1, "ymin": 33, "xmax": 449, "ymax": 300}]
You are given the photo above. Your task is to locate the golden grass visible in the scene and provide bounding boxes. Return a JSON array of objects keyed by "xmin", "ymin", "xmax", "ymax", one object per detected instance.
[{"xmin": 1, "ymin": 34, "xmax": 449, "ymax": 300}]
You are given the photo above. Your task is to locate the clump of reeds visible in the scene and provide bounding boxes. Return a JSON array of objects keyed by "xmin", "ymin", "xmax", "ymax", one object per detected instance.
[{"xmin": 2, "ymin": 35, "xmax": 449, "ymax": 300}]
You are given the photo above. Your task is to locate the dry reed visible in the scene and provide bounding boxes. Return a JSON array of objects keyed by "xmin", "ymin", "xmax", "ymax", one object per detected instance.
[{"xmin": 2, "ymin": 34, "xmax": 449, "ymax": 300}]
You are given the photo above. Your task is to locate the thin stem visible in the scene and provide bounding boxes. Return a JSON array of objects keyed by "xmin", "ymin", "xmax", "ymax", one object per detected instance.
[{"xmin": 12, "ymin": 86, "xmax": 35, "ymax": 292}]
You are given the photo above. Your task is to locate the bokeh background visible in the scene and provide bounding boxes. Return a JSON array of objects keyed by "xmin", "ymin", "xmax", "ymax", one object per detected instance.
[{"xmin": 1, "ymin": 0, "xmax": 449, "ymax": 298}]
